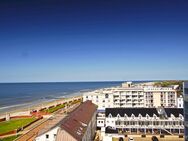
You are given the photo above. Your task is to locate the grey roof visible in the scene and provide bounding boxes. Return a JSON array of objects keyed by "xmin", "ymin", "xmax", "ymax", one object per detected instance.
[
  {"xmin": 164, "ymin": 108, "xmax": 184, "ymax": 117},
  {"xmin": 106, "ymin": 108, "xmax": 159, "ymax": 117}
]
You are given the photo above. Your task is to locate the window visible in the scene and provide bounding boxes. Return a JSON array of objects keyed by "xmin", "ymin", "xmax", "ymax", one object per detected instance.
[
  {"xmin": 131, "ymin": 114, "xmax": 135, "ymax": 119},
  {"xmin": 108, "ymin": 114, "xmax": 112, "ymax": 118},
  {"xmin": 46, "ymin": 134, "xmax": 49, "ymax": 139},
  {"xmin": 54, "ymin": 134, "xmax": 56, "ymax": 138},
  {"xmin": 146, "ymin": 115, "xmax": 149, "ymax": 119},
  {"xmin": 117, "ymin": 114, "xmax": 121, "ymax": 118},
  {"xmin": 185, "ymin": 88, "xmax": 188, "ymax": 94},
  {"xmin": 153, "ymin": 115, "xmax": 157, "ymax": 119},
  {"xmin": 138, "ymin": 114, "xmax": 142, "ymax": 119},
  {"xmin": 116, "ymin": 120, "xmax": 120, "ymax": 125},
  {"xmin": 124, "ymin": 114, "xmax": 127, "ymax": 119},
  {"xmin": 105, "ymin": 94, "xmax": 109, "ymax": 98}
]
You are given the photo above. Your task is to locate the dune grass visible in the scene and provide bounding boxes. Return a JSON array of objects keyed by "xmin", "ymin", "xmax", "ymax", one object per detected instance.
[
  {"xmin": 43, "ymin": 104, "xmax": 66, "ymax": 113},
  {"xmin": 41, "ymin": 99, "xmax": 81, "ymax": 113}
]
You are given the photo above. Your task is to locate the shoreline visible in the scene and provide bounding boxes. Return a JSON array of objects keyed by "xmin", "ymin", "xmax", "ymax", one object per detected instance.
[
  {"xmin": 0, "ymin": 82, "xmax": 123, "ymax": 117},
  {"xmin": 0, "ymin": 94, "xmax": 83, "ymax": 118}
]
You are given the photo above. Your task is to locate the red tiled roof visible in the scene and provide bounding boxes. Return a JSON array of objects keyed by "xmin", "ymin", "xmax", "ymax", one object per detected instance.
[{"xmin": 59, "ymin": 100, "xmax": 97, "ymax": 141}]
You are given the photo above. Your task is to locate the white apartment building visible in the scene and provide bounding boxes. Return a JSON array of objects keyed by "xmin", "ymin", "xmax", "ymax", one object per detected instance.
[
  {"xmin": 104, "ymin": 108, "xmax": 184, "ymax": 135},
  {"xmin": 83, "ymin": 82, "xmax": 178, "ymax": 110}
]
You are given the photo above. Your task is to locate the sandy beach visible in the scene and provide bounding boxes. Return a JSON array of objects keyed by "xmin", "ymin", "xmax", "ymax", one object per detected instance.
[{"xmin": 0, "ymin": 95, "xmax": 82, "ymax": 119}]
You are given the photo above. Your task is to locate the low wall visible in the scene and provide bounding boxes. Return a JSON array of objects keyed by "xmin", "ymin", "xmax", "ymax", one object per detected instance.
[
  {"xmin": 10, "ymin": 115, "xmax": 32, "ymax": 119},
  {"xmin": 0, "ymin": 116, "xmax": 32, "ymax": 122},
  {"xmin": 0, "ymin": 118, "xmax": 5, "ymax": 122},
  {"xmin": 0, "ymin": 130, "xmax": 17, "ymax": 136},
  {"xmin": 24, "ymin": 117, "xmax": 42, "ymax": 129}
]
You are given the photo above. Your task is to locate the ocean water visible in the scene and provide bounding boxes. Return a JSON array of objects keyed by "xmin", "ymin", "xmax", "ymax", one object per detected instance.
[{"xmin": 0, "ymin": 82, "xmax": 123, "ymax": 114}]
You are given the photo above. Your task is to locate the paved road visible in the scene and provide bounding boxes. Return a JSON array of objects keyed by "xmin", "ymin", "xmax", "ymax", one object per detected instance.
[{"xmin": 15, "ymin": 103, "xmax": 80, "ymax": 141}]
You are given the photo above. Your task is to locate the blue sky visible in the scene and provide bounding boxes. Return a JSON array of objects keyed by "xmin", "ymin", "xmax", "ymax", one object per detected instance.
[{"xmin": 0, "ymin": 0, "xmax": 188, "ymax": 82}]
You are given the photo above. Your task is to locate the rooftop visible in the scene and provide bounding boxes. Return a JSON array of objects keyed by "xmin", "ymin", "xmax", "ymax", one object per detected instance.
[
  {"xmin": 58, "ymin": 100, "xmax": 97, "ymax": 141},
  {"xmin": 105, "ymin": 108, "xmax": 184, "ymax": 118},
  {"xmin": 164, "ymin": 108, "xmax": 184, "ymax": 117},
  {"xmin": 106, "ymin": 108, "xmax": 159, "ymax": 117}
]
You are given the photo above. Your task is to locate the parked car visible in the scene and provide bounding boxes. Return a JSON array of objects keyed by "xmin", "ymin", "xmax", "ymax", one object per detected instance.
[
  {"xmin": 128, "ymin": 137, "xmax": 134, "ymax": 141},
  {"xmin": 152, "ymin": 136, "xmax": 159, "ymax": 141}
]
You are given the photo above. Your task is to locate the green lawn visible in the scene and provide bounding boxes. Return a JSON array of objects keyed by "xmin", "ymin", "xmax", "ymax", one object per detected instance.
[
  {"xmin": 43, "ymin": 104, "xmax": 65, "ymax": 113},
  {"xmin": 0, "ymin": 135, "xmax": 20, "ymax": 141},
  {"xmin": 0, "ymin": 117, "xmax": 36, "ymax": 134}
]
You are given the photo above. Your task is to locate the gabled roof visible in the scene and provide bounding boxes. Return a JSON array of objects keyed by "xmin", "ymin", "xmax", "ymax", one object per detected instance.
[
  {"xmin": 105, "ymin": 108, "xmax": 159, "ymax": 117},
  {"xmin": 164, "ymin": 108, "xmax": 183, "ymax": 117},
  {"xmin": 58, "ymin": 101, "xmax": 97, "ymax": 141}
]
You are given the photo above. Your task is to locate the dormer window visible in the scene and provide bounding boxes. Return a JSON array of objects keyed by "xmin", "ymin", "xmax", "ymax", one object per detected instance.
[
  {"xmin": 153, "ymin": 114, "xmax": 157, "ymax": 119},
  {"xmin": 138, "ymin": 114, "xmax": 142, "ymax": 119},
  {"xmin": 171, "ymin": 114, "xmax": 175, "ymax": 119},
  {"xmin": 146, "ymin": 114, "xmax": 150, "ymax": 119},
  {"xmin": 117, "ymin": 114, "xmax": 121, "ymax": 118},
  {"xmin": 108, "ymin": 113, "xmax": 112, "ymax": 118},
  {"xmin": 124, "ymin": 114, "xmax": 128, "ymax": 119},
  {"xmin": 179, "ymin": 114, "xmax": 183, "ymax": 120},
  {"xmin": 131, "ymin": 114, "xmax": 135, "ymax": 119}
]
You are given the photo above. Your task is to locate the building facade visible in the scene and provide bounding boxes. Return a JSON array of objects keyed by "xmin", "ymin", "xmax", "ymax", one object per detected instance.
[
  {"xmin": 83, "ymin": 82, "xmax": 178, "ymax": 110},
  {"xmin": 36, "ymin": 127, "xmax": 59, "ymax": 141},
  {"xmin": 184, "ymin": 82, "xmax": 188, "ymax": 141},
  {"xmin": 104, "ymin": 108, "xmax": 184, "ymax": 135}
]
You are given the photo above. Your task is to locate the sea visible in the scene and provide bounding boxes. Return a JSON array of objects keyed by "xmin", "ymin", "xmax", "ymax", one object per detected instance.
[{"xmin": 0, "ymin": 81, "xmax": 124, "ymax": 114}]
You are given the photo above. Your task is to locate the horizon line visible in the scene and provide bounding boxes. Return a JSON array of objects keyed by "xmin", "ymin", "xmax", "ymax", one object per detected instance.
[{"xmin": 0, "ymin": 79, "xmax": 185, "ymax": 84}]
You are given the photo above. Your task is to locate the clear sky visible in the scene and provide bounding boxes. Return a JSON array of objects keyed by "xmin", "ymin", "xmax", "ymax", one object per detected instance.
[{"xmin": 0, "ymin": 0, "xmax": 188, "ymax": 82}]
